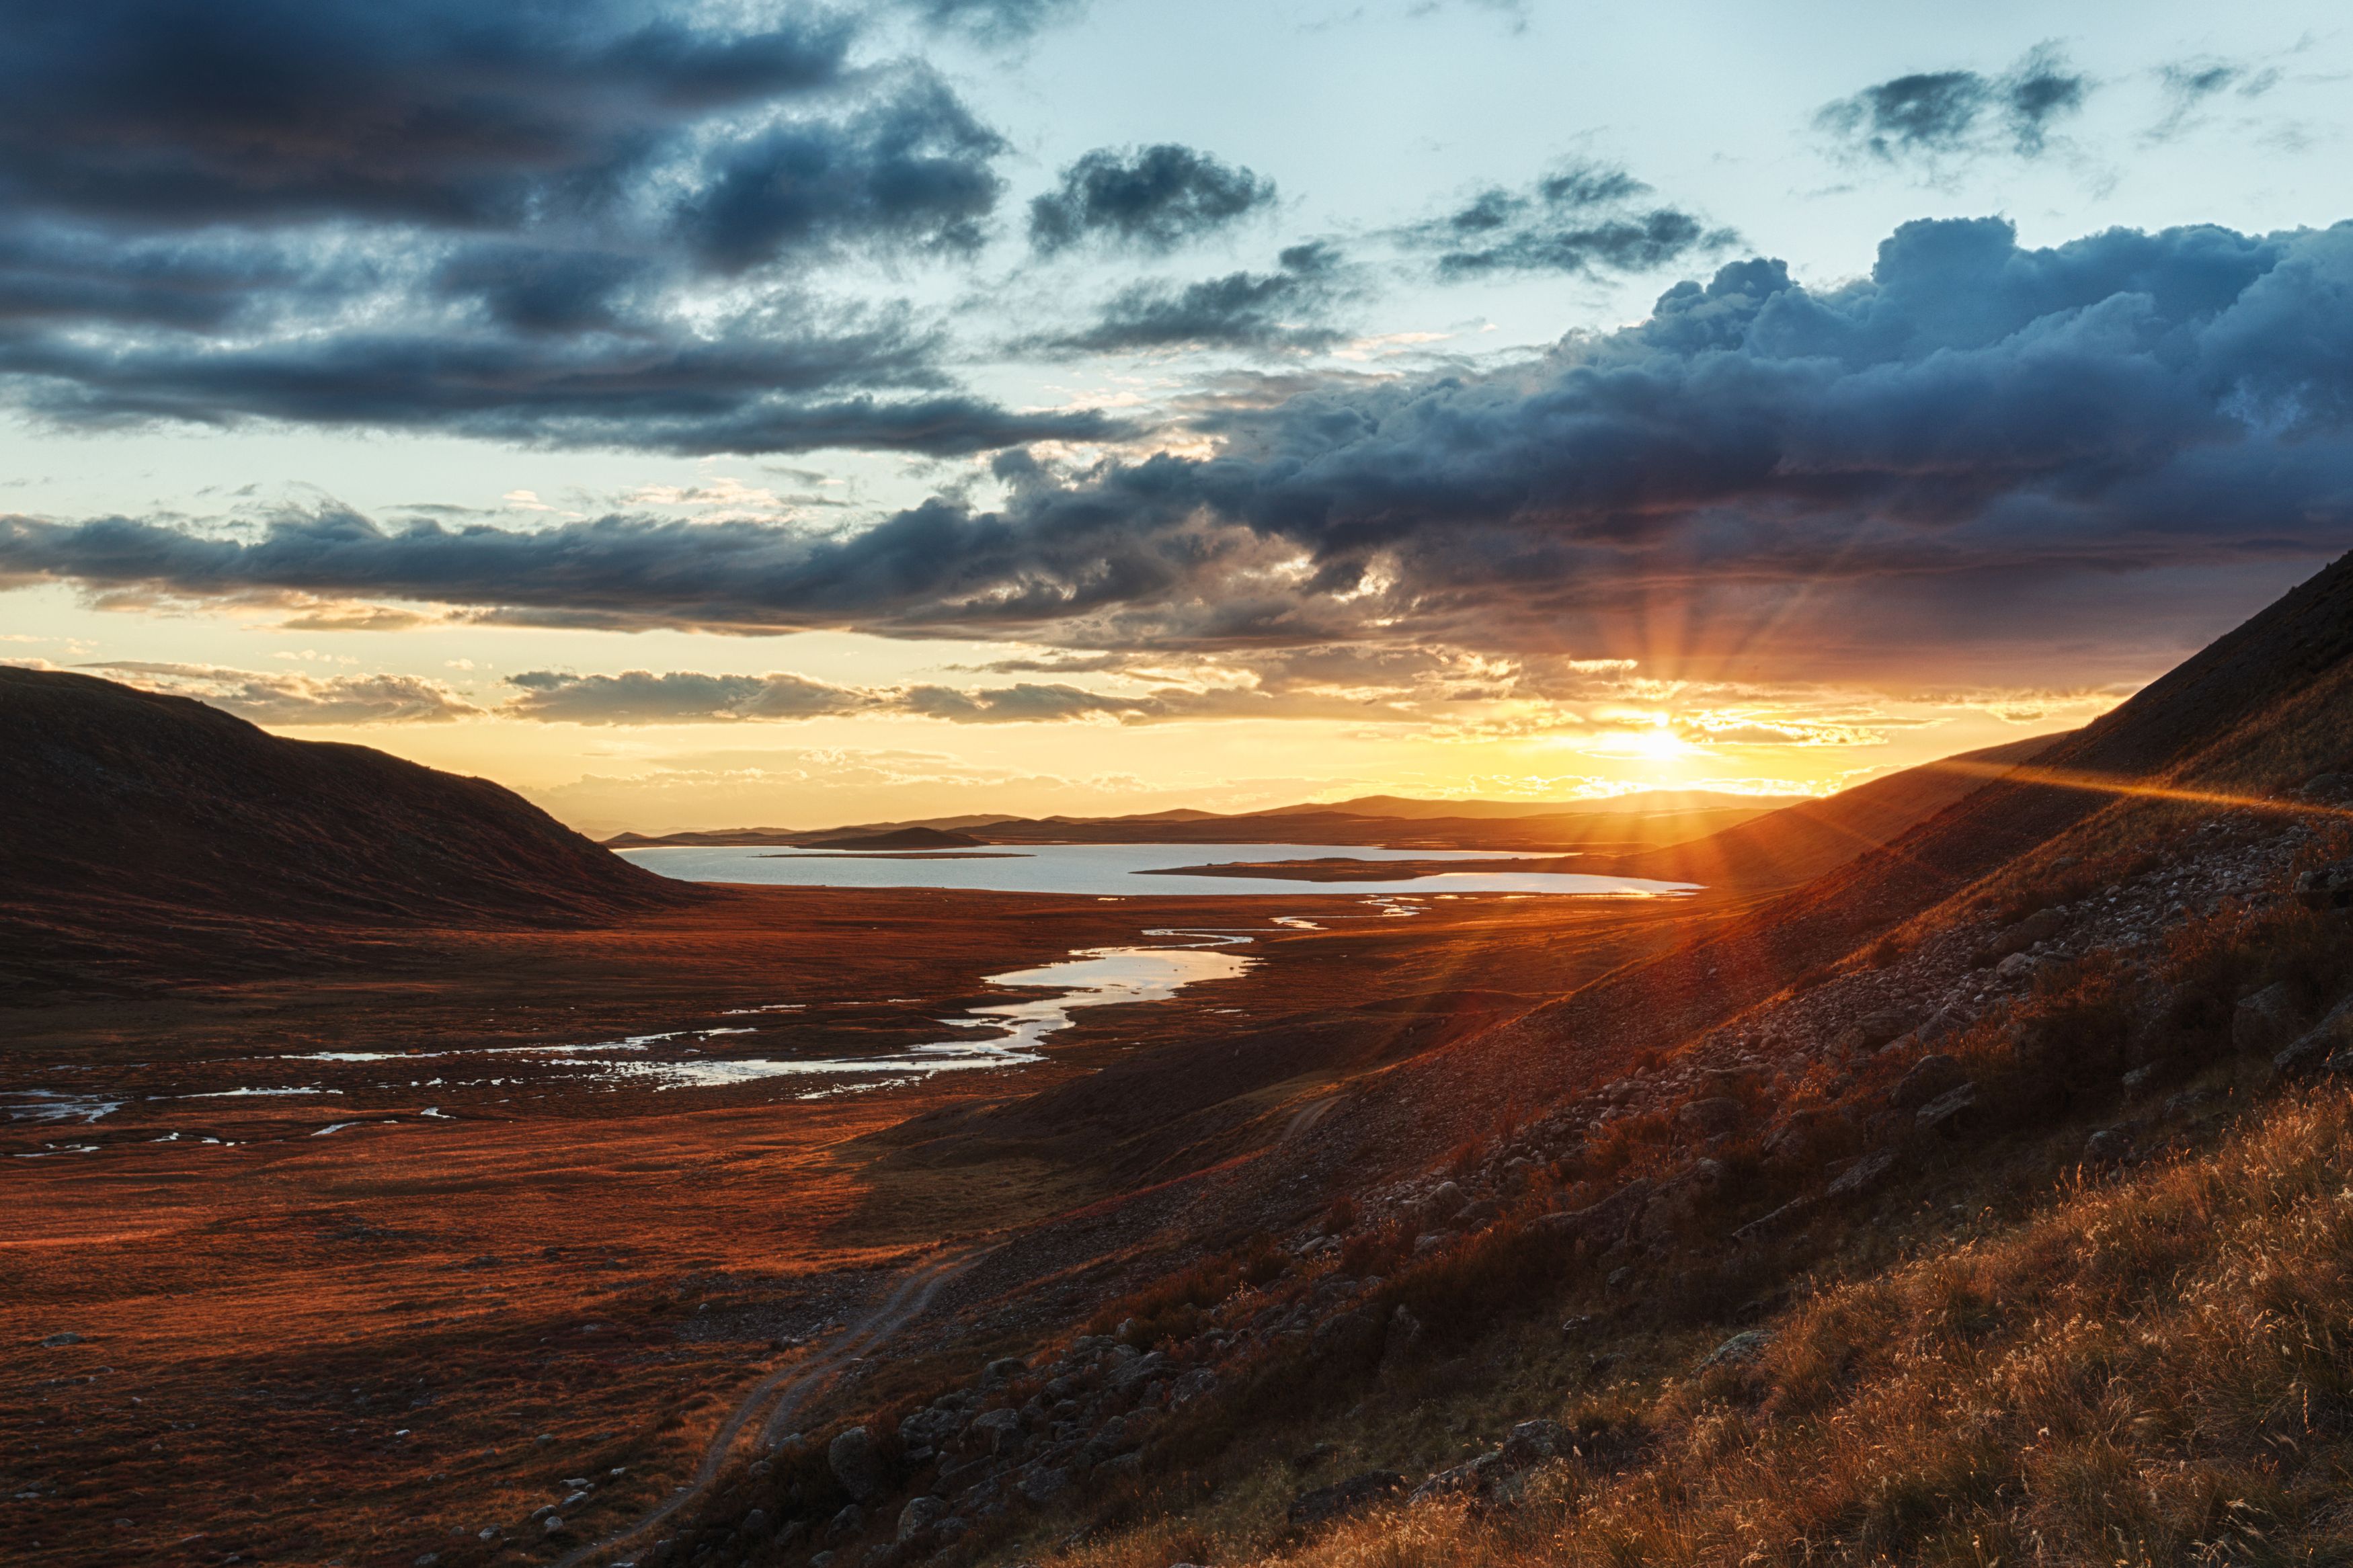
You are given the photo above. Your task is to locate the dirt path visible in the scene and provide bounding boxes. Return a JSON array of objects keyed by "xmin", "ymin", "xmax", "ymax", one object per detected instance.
[{"xmin": 559, "ymin": 1249, "xmax": 988, "ymax": 1568}]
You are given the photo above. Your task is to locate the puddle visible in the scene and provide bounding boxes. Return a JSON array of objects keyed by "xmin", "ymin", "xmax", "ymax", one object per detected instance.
[
  {"xmin": 3, "ymin": 1090, "xmax": 126, "ymax": 1124},
  {"xmin": 584, "ymin": 940, "xmax": 1255, "ymax": 1090}
]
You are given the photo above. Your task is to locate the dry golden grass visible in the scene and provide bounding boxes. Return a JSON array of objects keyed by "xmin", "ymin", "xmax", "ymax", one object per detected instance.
[{"xmin": 1038, "ymin": 1085, "xmax": 2353, "ymax": 1568}]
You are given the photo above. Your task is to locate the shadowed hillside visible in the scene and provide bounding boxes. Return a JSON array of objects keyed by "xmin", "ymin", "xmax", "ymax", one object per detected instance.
[
  {"xmin": 0, "ymin": 667, "xmax": 698, "ymax": 991},
  {"xmin": 1613, "ymin": 732, "xmax": 2069, "ymax": 891},
  {"xmin": 598, "ymin": 548, "xmax": 2353, "ymax": 1568}
]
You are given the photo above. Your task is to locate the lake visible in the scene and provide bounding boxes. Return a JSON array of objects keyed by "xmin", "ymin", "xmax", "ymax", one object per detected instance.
[{"xmin": 616, "ymin": 841, "xmax": 1696, "ymax": 898}]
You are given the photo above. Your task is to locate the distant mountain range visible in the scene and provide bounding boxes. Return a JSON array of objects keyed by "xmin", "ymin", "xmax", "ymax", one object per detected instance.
[{"xmin": 602, "ymin": 790, "xmax": 1814, "ymax": 854}]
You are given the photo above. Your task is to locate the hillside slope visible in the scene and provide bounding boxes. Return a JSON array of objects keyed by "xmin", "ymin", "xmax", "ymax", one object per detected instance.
[
  {"xmin": 1612, "ymin": 732, "xmax": 2069, "ymax": 890},
  {"xmin": 0, "ymin": 667, "xmax": 696, "ymax": 989}
]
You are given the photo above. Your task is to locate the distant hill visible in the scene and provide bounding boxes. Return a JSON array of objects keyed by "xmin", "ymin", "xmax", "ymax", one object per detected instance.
[
  {"xmin": 1242, "ymin": 790, "xmax": 1805, "ymax": 821},
  {"xmin": 800, "ymin": 827, "xmax": 985, "ymax": 850},
  {"xmin": 0, "ymin": 667, "xmax": 695, "ymax": 989}
]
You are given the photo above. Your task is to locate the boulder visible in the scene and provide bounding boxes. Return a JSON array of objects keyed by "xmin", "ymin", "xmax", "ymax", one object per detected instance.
[
  {"xmin": 2274, "ymin": 995, "xmax": 2353, "ymax": 1075},
  {"xmin": 2297, "ymin": 859, "xmax": 2353, "ymax": 910},
  {"xmin": 1825, "ymin": 1146, "xmax": 1901, "ymax": 1200},
  {"xmin": 1169, "ymin": 1368, "xmax": 1219, "ymax": 1405},
  {"xmin": 2083, "ymin": 1126, "xmax": 2130, "ymax": 1165},
  {"xmin": 825, "ymin": 1503, "xmax": 865, "ymax": 1541},
  {"xmin": 1500, "ymin": 1419, "xmax": 1562, "ymax": 1468},
  {"xmin": 1404, "ymin": 1456, "xmax": 1494, "ymax": 1505},
  {"xmin": 895, "ymin": 1497, "xmax": 946, "ymax": 1544},
  {"xmin": 1994, "ymin": 951, "xmax": 2040, "ymax": 984},
  {"xmin": 2009, "ymin": 907, "xmax": 2069, "ymax": 948},
  {"xmin": 1915, "ymin": 1082, "xmax": 1979, "ymax": 1134},
  {"xmin": 1287, "ymin": 1470, "xmax": 1405, "ymax": 1528},
  {"xmin": 1107, "ymin": 1350, "xmax": 1166, "ymax": 1391},
  {"xmin": 1380, "ymin": 1305, "xmax": 1423, "ymax": 1366},
  {"xmin": 1417, "ymin": 1182, "xmax": 1468, "ymax": 1227},
  {"xmin": 1675, "ymin": 1097, "xmax": 1743, "ymax": 1138},
  {"xmin": 1695, "ymin": 1329, "xmax": 1773, "ymax": 1371},
  {"xmin": 1917, "ymin": 1003, "xmax": 1972, "ymax": 1045},
  {"xmin": 1730, "ymin": 1196, "xmax": 1816, "ymax": 1244},
  {"xmin": 1890, "ymin": 1054, "xmax": 1967, "ymax": 1110},
  {"xmin": 1016, "ymin": 1466, "xmax": 1070, "ymax": 1506},
  {"xmin": 967, "ymin": 1408, "xmax": 1025, "ymax": 1456},
  {"xmin": 828, "ymin": 1428, "xmax": 884, "ymax": 1501},
  {"xmin": 2232, "ymin": 982, "xmax": 2301, "ymax": 1055}
]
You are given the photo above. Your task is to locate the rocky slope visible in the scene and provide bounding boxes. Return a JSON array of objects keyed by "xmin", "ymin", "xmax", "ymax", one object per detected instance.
[{"xmin": 606, "ymin": 550, "xmax": 2353, "ymax": 1568}]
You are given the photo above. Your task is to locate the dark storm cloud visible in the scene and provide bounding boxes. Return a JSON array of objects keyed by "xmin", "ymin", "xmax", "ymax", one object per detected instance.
[
  {"xmin": 0, "ymin": 0, "xmax": 855, "ymax": 229},
  {"xmin": 1045, "ymin": 244, "xmax": 1347, "ymax": 355},
  {"xmin": 0, "ymin": 298, "xmax": 1121, "ymax": 455},
  {"xmin": 503, "ymin": 669, "xmax": 1169, "ymax": 726},
  {"xmin": 497, "ymin": 667, "xmax": 1390, "ymax": 726},
  {"xmin": 1029, "ymin": 146, "xmax": 1277, "ymax": 255},
  {"xmin": 1818, "ymin": 44, "xmax": 2089, "ymax": 161},
  {"xmin": 0, "ymin": 0, "xmax": 1082, "ymax": 457},
  {"xmin": 11, "ymin": 217, "xmax": 2353, "ymax": 684},
  {"xmin": 676, "ymin": 78, "xmax": 1008, "ymax": 272},
  {"xmin": 1398, "ymin": 162, "xmax": 1731, "ymax": 278}
]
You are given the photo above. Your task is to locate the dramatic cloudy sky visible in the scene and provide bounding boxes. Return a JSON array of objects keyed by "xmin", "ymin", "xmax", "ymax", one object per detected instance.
[{"xmin": 3, "ymin": 0, "xmax": 2350, "ymax": 831}]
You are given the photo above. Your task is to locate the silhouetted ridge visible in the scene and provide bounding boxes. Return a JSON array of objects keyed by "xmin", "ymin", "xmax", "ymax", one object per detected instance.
[{"xmin": 0, "ymin": 668, "xmax": 696, "ymax": 951}]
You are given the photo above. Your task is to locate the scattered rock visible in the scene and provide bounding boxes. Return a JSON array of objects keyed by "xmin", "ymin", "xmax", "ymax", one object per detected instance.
[
  {"xmin": 829, "ymin": 1428, "xmax": 884, "ymax": 1500},
  {"xmin": 38, "ymin": 1332, "xmax": 83, "ymax": 1347},
  {"xmin": 1287, "ymin": 1470, "xmax": 1405, "ymax": 1528},
  {"xmin": 1536, "ymin": 1180, "xmax": 1652, "ymax": 1253}
]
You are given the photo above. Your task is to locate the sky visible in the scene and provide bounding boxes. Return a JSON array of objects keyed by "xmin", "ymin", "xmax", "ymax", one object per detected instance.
[{"xmin": 2, "ymin": 0, "xmax": 2350, "ymax": 833}]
